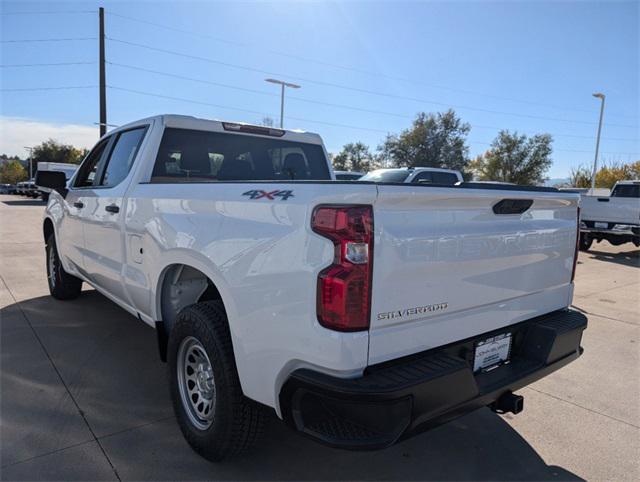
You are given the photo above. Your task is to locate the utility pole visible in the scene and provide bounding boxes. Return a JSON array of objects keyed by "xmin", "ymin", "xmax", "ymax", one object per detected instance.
[
  {"xmin": 264, "ymin": 78, "xmax": 301, "ymax": 128},
  {"xmin": 591, "ymin": 92, "xmax": 606, "ymax": 191},
  {"xmin": 99, "ymin": 7, "xmax": 107, "ymax": 137}
]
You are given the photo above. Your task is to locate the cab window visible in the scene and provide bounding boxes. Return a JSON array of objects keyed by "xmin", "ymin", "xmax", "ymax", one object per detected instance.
[{"xmin": 73, "ymin": 139, "xmax": 109, "ymax": 188}]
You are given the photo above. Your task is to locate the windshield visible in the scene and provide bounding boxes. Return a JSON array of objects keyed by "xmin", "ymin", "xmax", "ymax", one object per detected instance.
[{"xmin": 360, "ymin": 169, "xmax": 410, "ymax": 183}]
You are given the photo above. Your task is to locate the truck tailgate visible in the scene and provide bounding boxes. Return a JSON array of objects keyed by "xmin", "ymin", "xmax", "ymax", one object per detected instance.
[{"xmin": 369, "ymin": 185, "xmax": 578, "ymax": 365}]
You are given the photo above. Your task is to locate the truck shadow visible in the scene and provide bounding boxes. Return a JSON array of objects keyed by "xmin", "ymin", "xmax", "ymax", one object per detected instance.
[
  {"xmin": 586, "ymin": 248, "xmax": 640, "ymax": 268},
  {"xmin": 1, "ymin": 291, "xmax": 582, "ymax": 481}
]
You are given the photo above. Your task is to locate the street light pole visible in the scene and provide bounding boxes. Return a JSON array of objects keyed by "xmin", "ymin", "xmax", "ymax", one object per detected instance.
[
  {"xmin": 265, "ymin": 78, "xmax": 301, "ymax": 128},
  {"xmin": 591, "ymin": 93, "xmax": 606, "ymax": 191}
]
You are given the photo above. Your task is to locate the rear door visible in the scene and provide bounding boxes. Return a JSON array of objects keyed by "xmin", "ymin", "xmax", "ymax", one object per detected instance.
[
  {"xmin": 80, "ymin": 126, "xmax": 147, "ymax": 302},
  {"xmin": 368, "ymin": 185, "xmax": 578, "ymax": 364}
]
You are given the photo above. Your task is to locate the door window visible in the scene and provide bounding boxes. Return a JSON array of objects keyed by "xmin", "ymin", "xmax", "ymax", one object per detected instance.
[
  {"xmin": 412, "ymin": 171, "xmax": 459, "ymax": 185},
  {"xmin": 73, "ymin": 139, "xmax": 109, "ymax": 188},
  {"xmin": 99, "ymin": 127, "xmax": 147, "ymax": 187},
  {"xmin": 412, "ymin": 171, "xmax": 433, "ymax": 184}
]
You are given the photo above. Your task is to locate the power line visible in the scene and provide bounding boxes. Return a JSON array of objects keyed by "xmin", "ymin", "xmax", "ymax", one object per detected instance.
[
  {"xmin": 0, "ymin": 85, "xmax": 96, "ymax": 92},
  {"xmin": 108, "ymin": 85, "xmax": 389, "ymax": 134},
  {"xmin": 0, "ymin": 61, "xmax": 95, "ymax": 68},
  {"xmin": 106, "ymin": 11, "xmax": 637, "ymax": 121},
  {"xmin": 0, "ymin": 37, "xmax": 96, "ymax": 43},
  {"xmin": 107, "ymin": 61, "xmax": 639, "ymax": 143},
  {"xmin": 0, "ymin": 10, "xmax": 94, "ymax": 15},
  {"xmin": 470, "ymin": 139, "xmax": 638, "ymax": 156},
  {"xmin": 107, "ymin": 85, "xmax": 640, "ymax": 157},
  {"xmin": 106, "ymin": 37, "xmax": 638, "ymax": 129},
  {"xmin": 107, "ymin": 61, "xmax": 278, "ymax": 97}
]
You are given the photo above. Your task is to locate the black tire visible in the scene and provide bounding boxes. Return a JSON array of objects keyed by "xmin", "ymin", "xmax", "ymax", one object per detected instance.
[
  {"xmin": 579, "ymin": 233, "xmax": 593, "ymax": 252},
  {"xmin": 46, "ymin": 234, "xmax": 82, "ymax": 300},
  {"xmin": 168, "ymin": 301, "xmax": 264, "ymax": 461}
]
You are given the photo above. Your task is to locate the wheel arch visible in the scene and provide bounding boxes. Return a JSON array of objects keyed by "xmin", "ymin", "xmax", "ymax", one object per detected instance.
[
  {"xmin": 153, "ymin": 255, "xmax": 235, "ymax": 363},
  {"xmin": 43, "ymin": 217, "xmax": 55, "ymax": 244}
]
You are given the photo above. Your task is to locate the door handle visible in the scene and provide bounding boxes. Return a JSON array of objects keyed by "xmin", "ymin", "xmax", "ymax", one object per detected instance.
[
  {"xmin": 105, "ymin": 204, "xmax": 120, "ymax": 214},
  {"xmin": 73, "ymin": 201, "xmax": 84, "ymax": 209}
]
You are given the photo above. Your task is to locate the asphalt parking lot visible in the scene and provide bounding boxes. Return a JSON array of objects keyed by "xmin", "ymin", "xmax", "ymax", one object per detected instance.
[{"xmin": 1, "ymin": 194, "xmax": 638, "ymax": 481}]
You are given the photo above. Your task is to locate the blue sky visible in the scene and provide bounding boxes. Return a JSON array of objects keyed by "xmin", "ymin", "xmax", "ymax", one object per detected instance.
[{"xmin": 1, "ymin": 0, "xmax": 638, "ymax": 178}]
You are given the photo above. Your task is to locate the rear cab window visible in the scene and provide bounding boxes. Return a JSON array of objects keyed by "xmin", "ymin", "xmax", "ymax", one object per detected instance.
[
  {"xmin": 611, "ymin": 184, "xmax": 640, "ymax": 198},
  {"xmin": 151, "ymin": 128, "xmax": 331, "ymax": 182}
]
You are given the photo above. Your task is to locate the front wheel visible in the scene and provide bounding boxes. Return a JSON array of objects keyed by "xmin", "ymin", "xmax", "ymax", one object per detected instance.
[
  {"xmin": 46, "ymin": 234, "xmax": 82, "ymax": 300},
  {"xmin": 167, "ymin": 301, "xmax": 264, "ymax": 461},
  {"xmin": 579, "ymin": 233, "xmax": 593, "ymax": 252}
]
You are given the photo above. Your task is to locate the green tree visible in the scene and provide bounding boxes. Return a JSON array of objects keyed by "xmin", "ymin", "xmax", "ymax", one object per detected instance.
[
  {"xmin": 569, "ymin": 165, "xmax": 592, "ymax": 188},
  {"xmin": 569, "ymin": 160, "xmax": 640, "ymax": 189},
  {"xmin": 378, "ymin": 110, "xmax": 471, "ymax": 173},
  {"xmin": 333, "ymin": 142, "xmax": 374, "ymax": 172},
  {"xmin": 471, "ymin": 130, "xmax": 553, "ymax": 185},
  {"xmin": 31, "ymin": 139, "xmax": 86, "ymax": 172},
  {"xmin": 0, "ymin": 160, "xmax": 28, "ymax": 184}
]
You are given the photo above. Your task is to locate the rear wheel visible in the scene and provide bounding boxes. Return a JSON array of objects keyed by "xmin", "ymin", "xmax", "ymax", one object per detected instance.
[
  {"xmin": 46, "ymin": 234, "xmax": 82, "ymax": 299},
  {"xmin": 579, "ymin": 233, "xmax": 593, "ymax": 252},
  {"xmin": 167, "ymin": 301, "xmax": 264, "ymax": 461}
]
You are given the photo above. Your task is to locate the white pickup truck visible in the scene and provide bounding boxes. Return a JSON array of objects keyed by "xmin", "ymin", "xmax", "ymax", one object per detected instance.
[
  {"xmin": 579, "ymin": 180, "xmax": 640, "ymax": 251},
  {"xmin": 37, "ymin": 115, "xmax": 587, "ymax": 461}
]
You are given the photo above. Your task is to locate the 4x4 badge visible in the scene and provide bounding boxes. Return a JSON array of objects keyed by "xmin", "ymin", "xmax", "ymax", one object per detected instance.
[{"xmin": 243, "ymin": 190, "xmax": 294, "ymax": 201}]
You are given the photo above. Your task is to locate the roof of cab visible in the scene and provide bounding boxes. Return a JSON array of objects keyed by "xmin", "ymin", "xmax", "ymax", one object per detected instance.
[{"xmin": 108, "ymin": 114, "xmax": 323, "ymax": 145}]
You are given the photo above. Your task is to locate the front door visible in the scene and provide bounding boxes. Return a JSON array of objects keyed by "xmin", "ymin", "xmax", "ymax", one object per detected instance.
[{"xmin": 59, "ymin": 138, "xmax": 110, "ymax": 274}]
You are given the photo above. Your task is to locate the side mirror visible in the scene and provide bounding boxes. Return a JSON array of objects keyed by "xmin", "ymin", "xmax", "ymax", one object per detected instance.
[{"xmin": 35, "ymin": 171, "xmax": 67, "ymax": 195}]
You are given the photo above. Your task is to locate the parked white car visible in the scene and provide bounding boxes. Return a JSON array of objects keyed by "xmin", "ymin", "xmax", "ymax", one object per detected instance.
[
  {"xmin": 37, "ymin": 115, "xmax": 587, "ymax": 461},
  {"xmin": 579, "ymin": 180, "xmax": 640, "ymax": 250},
  {"xmin": 360, "ymin": 167, "xmax": 463, "ymax": 185}
]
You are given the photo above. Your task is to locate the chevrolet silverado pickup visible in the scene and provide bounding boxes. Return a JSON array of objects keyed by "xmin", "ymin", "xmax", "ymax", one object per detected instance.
[
  {"xmin": 37, "ymin": 115, "xmax": 587, "ymax": 461},
  {"xmin": 579, "ymin": 180, "xmax": 640, "ymax": 251}
]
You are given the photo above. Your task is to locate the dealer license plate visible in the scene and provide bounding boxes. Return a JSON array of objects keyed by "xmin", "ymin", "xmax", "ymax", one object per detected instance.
[
  {"xmin": 474, "ymin": 333, "xmax": 512, "ymax": 372},
  {"xmin": 594, "ymin": 222, "xmax": 608, "ymax": 229}
]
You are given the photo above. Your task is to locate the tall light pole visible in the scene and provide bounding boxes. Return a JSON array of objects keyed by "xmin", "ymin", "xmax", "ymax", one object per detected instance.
[
  {"xmin": 591, "ymin": 92, "xmax": 606, "ymax": 191},
  {"xmin": 24, "ymin": 146, "xmax": 34, "ymax": 180},
  {"xmin": 265, "ymin": 78, "xmax": 301, "ymax": 128}
]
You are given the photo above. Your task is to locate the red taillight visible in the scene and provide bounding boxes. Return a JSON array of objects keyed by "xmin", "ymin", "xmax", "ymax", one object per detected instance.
[
  {"xmin": 571, "ymin": 206, "xmax": 580, "ymax": 282},
  {"xmin": 312, "ymin": 205, "xmax": 373, "ymax": 332}
]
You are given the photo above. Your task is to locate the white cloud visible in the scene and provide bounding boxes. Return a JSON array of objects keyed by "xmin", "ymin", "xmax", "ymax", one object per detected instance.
[{"xmin": 0, "ymin": 117, "xmax": 99, "ymax": 158}]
